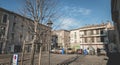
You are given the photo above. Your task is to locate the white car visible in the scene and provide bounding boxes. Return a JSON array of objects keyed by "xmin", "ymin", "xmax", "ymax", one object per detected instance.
[
  {"xmin": 50, "ymin": 49, "xmax": 56, "ymax": 53},
  {"xmin": 100, "ymin": 49, "xmax": 107, "ymax": 55}
]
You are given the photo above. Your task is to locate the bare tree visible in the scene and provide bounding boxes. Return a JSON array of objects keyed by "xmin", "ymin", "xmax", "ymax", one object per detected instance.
[
  {"xmin": 22, "ymin": 0, "xmax": 58, "ymax": 23},
  {"xmin": 20, "ymin": 0, "xmax": 59, "ymax": 65}
]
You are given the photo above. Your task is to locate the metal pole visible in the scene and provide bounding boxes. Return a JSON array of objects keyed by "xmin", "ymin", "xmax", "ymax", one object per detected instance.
[
  {"xmin": 49, "ymin": 46, "xmax": 50, "ymax": 65},
  {"xmin": 49, "ymin": 31, "xmax": 51, "ymax": 65},
  {"xmin": 47, "ymin": 20, "xmax": 53, "ymax": 65},
  {"xmin": 49, "ymin": 29, "xmax": 52, "ymax": 65}
]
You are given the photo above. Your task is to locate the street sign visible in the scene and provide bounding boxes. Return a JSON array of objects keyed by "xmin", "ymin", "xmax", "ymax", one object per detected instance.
[{"xmin": 12, "ymin": 54, "xmax": 18, "ymax": 65}]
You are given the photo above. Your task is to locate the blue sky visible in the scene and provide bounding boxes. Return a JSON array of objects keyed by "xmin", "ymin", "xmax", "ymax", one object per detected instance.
[{"xmin": 0, "ymin": 0, "xmax": 112, "ymax": 30}]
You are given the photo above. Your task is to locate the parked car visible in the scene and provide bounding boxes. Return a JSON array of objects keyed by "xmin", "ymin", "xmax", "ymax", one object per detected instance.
[
  {"xmin": 56, "ymin": 48, "xmax": 63, "ymax": 54},
  {"xmin": 76, "ymin": 49, "xmax": 83, "ymax": 54},
  {"xmin": 100, "ymin": 49, "xmax": 107, "ymax": 56},
  {"xmin": 65, "ymin": 48, "xmax": 74, "ymax": 54},
  {"xmin": 50, "ymin": 48, "xmax": 56, "ymax": 53}
]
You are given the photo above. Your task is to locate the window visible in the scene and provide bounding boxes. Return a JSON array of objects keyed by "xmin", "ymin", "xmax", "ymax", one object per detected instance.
[
  {"xmin": 14, "ymin": 15, "xmax": 16, "ymax": 19},
  {"xmin": 91, "ymin": 37, "xmax": 94, "ymax": 42},
  {"xmin": 71, "ymin": 34, "xmax": 73, "ymax": 38},
  {"xmin": 101, "ymin": 37, "xmax": 104, "ymax": 42},
  {"xmin": 84, "ymin": 30, "xmax": 87, "ymax": 35},
  {"xmin": 96, "ymin": 37, "xmax": 101, "ymax": 42},
  {"xmin": 12, "ymin": 22, "xmax": 16, "ymax": 31},
  {"xmin": 20, "ymin": 34, "xmax": 23, "ymax": 39},
  {"xmin": 100, "ymin": 29, "xmax": 104, "ymax": 34},
  {"xmin": 84, "ymin": 38, "xmax": 87, "ymax": 43},
  {"xmin": 96, "ymin": 29, "xmax": 99, "ymax": 34},
  {"xmin": 2, "ymin": 14, "xmax": 8, "ymax": 23},
  {"xmin": 0, "ymin": 27, "xmax": 5, "ymax": 37},
  {"xmin": 2, "ymin": 27, "xmax": 5, "ymax": 35},
  {"xmin": 74, "ymin": 32, "xmax": 77, "ymax": 39},
  {"xmin": 11, "ymin": 33, "xmax": 14, "ymax": 40},
  {"xmin": 90, "ymin": 30, "xmax": 93, "ymax": 35}
]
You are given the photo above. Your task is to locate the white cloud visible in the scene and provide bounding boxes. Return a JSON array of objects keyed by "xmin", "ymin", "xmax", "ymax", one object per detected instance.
[
  {"xmin": 54, "ymin": 17, "xmax": 82, "ymax": 30},
  {"xmin": 78, "ymin": 8, "xmax": 91, "ymax": 15},
  {"xmin": 61, "ymin": 6, "xmax": 92, "ymax": 17},
  {"xmin": 53, "ymin": 6, "xmax": 92, "ymax": 30}
]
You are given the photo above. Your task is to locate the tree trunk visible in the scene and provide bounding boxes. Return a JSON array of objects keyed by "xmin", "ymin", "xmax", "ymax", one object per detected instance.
[
  {"xmin": 38, "ymin": 46, "xmax": 42, "ymax": 65},
  {"xmin": 21, "ymin": 40, "xmax": 25, "ymax": 65},
  {"xmin": 30, "ymin": 21, "xmax": 38, "ymax": 65}
]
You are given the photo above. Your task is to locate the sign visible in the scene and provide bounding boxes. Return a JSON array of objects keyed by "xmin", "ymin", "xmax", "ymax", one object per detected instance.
[{"xmin": 12, "ymin": 54, "xmax": 18, "ymax": 65}]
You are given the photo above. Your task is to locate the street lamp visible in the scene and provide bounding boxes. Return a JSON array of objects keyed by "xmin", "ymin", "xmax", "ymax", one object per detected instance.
[
  {"xmin": 47, "ymin": 20, "xmax": 53, "ymax": 27},
  {"xmin": 47, "ymin": 19, "xmax": 53, "ymax": 65},
  {"xmin": 38, "ymin": 20, "xmax": 53, "ymax": 65}
]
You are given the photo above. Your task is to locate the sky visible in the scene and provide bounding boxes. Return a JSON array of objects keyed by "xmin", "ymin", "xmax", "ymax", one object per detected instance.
[{"xmin": 0, "ymin": 0, "xmax": 112, "ymax": 30}]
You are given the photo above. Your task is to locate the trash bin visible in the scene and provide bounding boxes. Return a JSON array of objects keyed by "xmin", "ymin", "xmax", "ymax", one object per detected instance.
[
  {"xmin": 84, "ymin": 49, "xmax": 88, "ymax": 55},
  {"xmin": 62, "ymin": 48, "xmax": 64, "ymax": 54}
]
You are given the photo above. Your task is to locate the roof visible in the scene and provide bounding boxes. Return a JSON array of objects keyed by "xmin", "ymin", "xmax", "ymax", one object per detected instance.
[
  {"xmin": 79, "ymin": 23, "xmax": 108, "ymax": 29},
  {"xmin": 0, "ymin": 7, "xmax": 50, "ymax": 28},
  {"xmin": 53, "ymin": 29, "xmax": 70, "ymax": 32}
]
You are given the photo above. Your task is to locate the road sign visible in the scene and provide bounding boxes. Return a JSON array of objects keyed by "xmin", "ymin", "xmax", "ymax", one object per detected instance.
[{"xmin": 12, "ymin": 54, "xmax": 18, "ymax": 65}]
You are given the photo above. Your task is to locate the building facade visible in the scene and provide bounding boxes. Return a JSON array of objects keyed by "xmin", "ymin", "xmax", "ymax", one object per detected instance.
[
  {"xmin": 52, "ymin": 30, "xmax": 70, "ymax": 49},
  {"xmin": 0, "ymin": 8, "xmax": 51, "ymax": 54},
  {"xmin": 70, "ymin": 29, "xmax": 80, "ymax": 50},
  {"xmin": 111, "ymin": 0, "xmax": 120, "ymax": 53},
  {"xmin": 70, "ymin": 22, "xmax": 113, "ymax": 52}
]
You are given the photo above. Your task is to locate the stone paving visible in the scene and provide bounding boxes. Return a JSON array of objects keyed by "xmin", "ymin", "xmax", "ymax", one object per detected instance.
[
  {"xmin": 0, "ymin": 52, "xmax": 77, "ymax": 65},
  {"xmin": 69, "ymin": 55, "xmax": 108, "ymax": 65},
  {"xmin": 0, "ymin": 52, "xmax": 109, "ymax": 65},
  {"xmin": 41, "ymin": 53, "xmax": 77, "ymax": 65}
]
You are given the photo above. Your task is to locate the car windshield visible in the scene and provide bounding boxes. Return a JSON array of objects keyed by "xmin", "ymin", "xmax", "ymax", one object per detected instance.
[{"xmin": 67, "ymin": 48, "xmax": 72, "ymax": 50}]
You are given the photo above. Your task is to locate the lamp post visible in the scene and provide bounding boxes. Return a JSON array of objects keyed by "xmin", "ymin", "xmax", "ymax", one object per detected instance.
[
  {"xmin": 47, "ymin": 20, "xmax": 53, "ymax": 65},
  {"xmin": 38, "ymin": 20, "xmax": 52, "ymax": 65}
]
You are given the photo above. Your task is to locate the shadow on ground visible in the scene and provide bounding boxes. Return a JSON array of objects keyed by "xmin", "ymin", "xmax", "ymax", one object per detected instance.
[{"xmin": 106, "ymin": 52, "xmax": 120, "ymax": 65}]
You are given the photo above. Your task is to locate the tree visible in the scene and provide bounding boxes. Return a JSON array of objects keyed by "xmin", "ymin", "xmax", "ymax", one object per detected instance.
[
  {"xmin": 20, "ymin": 0, "xmax": 58, "ymax": 65},
  {"xmin": 22, "ymin": 0, "xmax": 58, "ymax": 24}
]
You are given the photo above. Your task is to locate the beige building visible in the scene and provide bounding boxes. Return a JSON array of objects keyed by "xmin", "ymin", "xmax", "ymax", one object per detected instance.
[
  {"xmin": 0, "ymin": 8, "xmax": 51, "ymax": 53},
  {"xmin": 70, "ymin": 22, "xmax": 113, "ymax": 52},
  {"xmin": 52, "ymin": 30, "xmax": 70, "ymax": 49},
  {"xmin": 70, "ymin": 29, "xmax": 80, "ymax": 50}
]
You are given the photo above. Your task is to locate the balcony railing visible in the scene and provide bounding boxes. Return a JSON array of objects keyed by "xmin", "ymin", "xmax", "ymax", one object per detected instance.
[{"xmin": 80, "ymin": 33, "xmax": 107, "ymax": 37}]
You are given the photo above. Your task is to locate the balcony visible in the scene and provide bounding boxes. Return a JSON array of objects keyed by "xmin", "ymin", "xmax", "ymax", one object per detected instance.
[{"xmin": 80, "ymin": 33, "xmax": 107, "ymax": 38}]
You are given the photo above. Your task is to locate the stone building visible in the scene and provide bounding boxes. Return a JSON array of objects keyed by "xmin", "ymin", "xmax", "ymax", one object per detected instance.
[
  {"xmin": 0, "ymin": 8, "xmax": 51, "ymax": 54},
  {"xmin": 70, "ymin": 22, "xmax": 113, "ymax": 52},
  {"xmin": 52, "ymin": 30, "xmax": 70, "ymax": 49},
  {"xmin": 51, "ymin": 34, "xmax": 58, "ymax": 49},
  {"xmin": 111, "ymin": 0, "xmax": 120, "ymax": 53}
]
